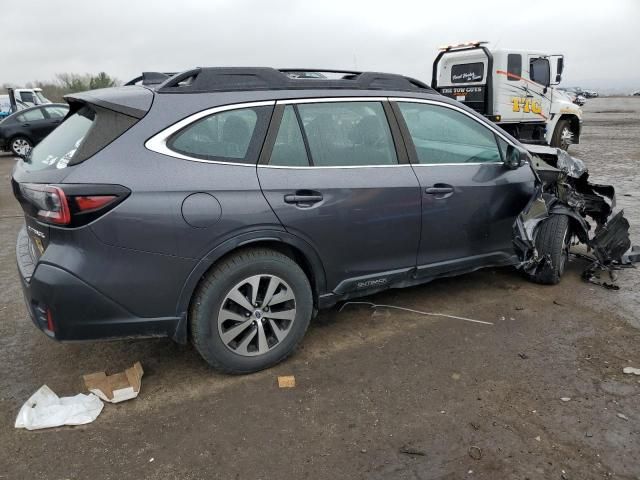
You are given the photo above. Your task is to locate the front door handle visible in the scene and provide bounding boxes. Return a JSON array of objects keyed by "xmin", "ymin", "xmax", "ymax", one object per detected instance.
[
  {"xmin": 425, "ymin": 186, "xmax": 454, "ymax": 195},
  {"xmin": 284, "ymin": 191, "xmax": 323, "ymax": 205}
]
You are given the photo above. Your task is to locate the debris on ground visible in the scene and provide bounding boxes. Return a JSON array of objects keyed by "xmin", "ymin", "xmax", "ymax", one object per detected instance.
[
  {"xmin": 616, "ymin": 413, "xmax": 629, "ymax": 421},
  {"xmin": 468, "ymin": 446, "xmax": 482, "ymax": 460},
  {"xmin": 518, "ymin": 353, "xmax": 529, "ymax": 359},
  {"xmin": 15, "ymin": 385, "xmax": 103, "ymax": 430},
  {"xmin": 561, "ymin": 397, "xmax": 571, "ymax": 402},
  {"xmin": 399, "ymin": 444, "xmax": 427, "ymax": 456},
  {"xmin": 277, "ymin": 376, "xmax": 296, "ymax": 388},
  {"xmin": 83, "ymin": 362, "xmax": 144, "ymax": 403},
  {"xmin": 622, "ymin": 366, "xmax": 640, "ymax": 375},
  {"xmin": 339, "ymin": 301, "xmax": 493, "ymax": 325}
]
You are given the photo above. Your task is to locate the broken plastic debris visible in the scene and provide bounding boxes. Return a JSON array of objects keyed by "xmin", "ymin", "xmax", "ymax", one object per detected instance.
[
  {"xmin": 83, "ymin": 362, "xmax": 144, "ymax": 403},
  {"xmin": 623, "ymin": 366, "xmax": 640, "ymax": 375},
  {"xmin": 560, "ymin": 397, "xmax": 571, "ymax": 402},
  {"xmin": 277, "ymin": 376, "xmax": 296, "ymax": 388},
  {"xmin": 616, "ymin": 413, "xmax": 629, "ymax": 421},
  {"xmin": 15, "ymin": 385, "xmax": 103, "ymax": 430}
]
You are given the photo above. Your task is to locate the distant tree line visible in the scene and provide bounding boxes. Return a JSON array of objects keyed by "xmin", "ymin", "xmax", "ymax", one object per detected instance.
[{"xmin": 2, "ymin": 72, "xmax": 120, "ymax": 102}]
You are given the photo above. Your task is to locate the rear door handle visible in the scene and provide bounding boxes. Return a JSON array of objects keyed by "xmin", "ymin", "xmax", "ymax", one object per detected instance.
[
  {"xmin": 425, "ymin": 186, "xmax": 454, "ymax": 195},
  {"xmin": 284, "ymin": 191, "xmax": 323, "ymax": 205}
]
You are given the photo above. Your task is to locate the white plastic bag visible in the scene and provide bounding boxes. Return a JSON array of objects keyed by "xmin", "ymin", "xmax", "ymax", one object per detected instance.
[{"xmin": 15, "ymin": 385, "xmax": 104, "ymax": 430}]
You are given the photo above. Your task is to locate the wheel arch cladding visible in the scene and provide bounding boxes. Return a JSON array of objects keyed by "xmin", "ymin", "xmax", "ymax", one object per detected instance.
[{"xmin": 175, "ymin": 234, "xmax": 327, "ymax": 335}]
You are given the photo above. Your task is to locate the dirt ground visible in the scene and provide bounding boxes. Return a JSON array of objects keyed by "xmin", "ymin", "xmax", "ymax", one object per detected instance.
[{"xmin": 0, "ymin": 97, "xmax": 639, "ymax": 480}]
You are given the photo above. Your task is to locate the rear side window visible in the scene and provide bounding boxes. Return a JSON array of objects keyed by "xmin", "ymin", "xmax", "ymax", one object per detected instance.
[
  {"xmin": 507, "ymin": 54, "xmax": 521, "ymax": 81},
  {"xmin": 25, "ymin": 105, "xmax": 138, "ymax": 171},
  {"xmin": 168, "ymin": 106, "xmax": 271, "ymax": 164},
  {"xmin": 296, "ymin": 101, "xmax": 397, "ymax": 166},
  {"xmin": 397, "ymin": 102, "xmax": 501, "ymax": 164},
  {"xmin": 269, "ymin": 106, "xmax": 309, "ymax": 166},
  {"xmin": 17, "ymin": 108, "xmax": 46, "ymax": 122},
  {"xmin": 451, "ymin": 63, "xmax": 484, "ymax": 83},
  {"xmin": 45, "ymin": 106, "xmax": 68, "ymax": 118}
]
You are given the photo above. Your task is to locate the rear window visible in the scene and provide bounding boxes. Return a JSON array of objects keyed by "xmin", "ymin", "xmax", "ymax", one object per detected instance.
[
  {"xmin": 451, "ymin": 63, "xmax": 484, "ymax": 83},
  {"xmin": 24, "ymin": 105, "xmax": 138, "ymax": 171}
]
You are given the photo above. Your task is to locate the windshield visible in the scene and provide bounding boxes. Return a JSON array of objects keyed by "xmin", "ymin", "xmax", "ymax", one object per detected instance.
[
  {"xmin": 35, "ymin": 91, "xmax": 50, "ymax": 104},
  {"xmin": 25, "ymin": 106, "xmax": 95, "ymax": 171}
]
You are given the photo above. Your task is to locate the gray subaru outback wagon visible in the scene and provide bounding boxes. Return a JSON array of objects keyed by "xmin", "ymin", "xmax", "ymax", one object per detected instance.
[{"xmin": 13, "ymin": 67, "xmax": 563, "ymax": 373}]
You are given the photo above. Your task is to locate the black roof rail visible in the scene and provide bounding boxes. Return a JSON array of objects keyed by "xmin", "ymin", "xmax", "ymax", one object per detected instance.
[
  {"xmin": 125, "ymin": 72, "xmax": 178, "ymax": 86},
  {"xmin": 154, "ymin": 67, "xmax": 435, "ymax": 94}
]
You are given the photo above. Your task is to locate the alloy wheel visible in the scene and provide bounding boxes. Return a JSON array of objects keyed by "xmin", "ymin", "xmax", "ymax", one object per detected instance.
[
  {"xmin": 12, "ymin": 138, "xmax": 31, "ymax": 157},
  {"xmin": 217, "ymin": 274, "xmax": 296, "ymax": 357},
  {"xmin": 560, "ymin": 127, "xmax": 573, "ymax": 150}
]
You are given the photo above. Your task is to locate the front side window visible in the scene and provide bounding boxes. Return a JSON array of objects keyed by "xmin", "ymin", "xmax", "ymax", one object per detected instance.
[
  {"xmin": 507, "ymin": 54, "xmax": 522, "ymax": 81},
  {"xmin": 169, "ymin": 107, "xmax": 269, "ymax": 163},
  {"xmin": 18, "ymin": 108, "xmax": 46, "ymax": 122},
  {"xmin": 529, "ymin": 58, "xmax": 550, "ymax": 86},
  {"xmin": 296, "ymin": 101, "xmax": 397, "ymax": 166},
  {"xmin": 269, "ymin": 106, "xmax": 309, "ymax": 166},
  {"xmin": 397, "ymin": 102, "xmax": 501, "ymax": 164}
]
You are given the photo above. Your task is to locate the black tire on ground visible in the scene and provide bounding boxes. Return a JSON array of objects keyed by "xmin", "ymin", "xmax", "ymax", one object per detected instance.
[
  {"xmin": 550, "ymin": 119, "xmax": 572, "ymax": 151},
  {"xmin": 190, "ymin": 248, "xmax": 313, "ymax": 374},
  {"xmin": 530, "ymin": 215, "xmax": 571, "ymax": 285},
  {"xmin": 10, "ymin": 136, "xmax": 33, "ymax": 157}
]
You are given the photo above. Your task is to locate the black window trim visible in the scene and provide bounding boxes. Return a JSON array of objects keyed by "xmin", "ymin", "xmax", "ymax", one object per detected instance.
[
  {"xmin": 258, "ymin": 97, "xmax": 409, "ymax": 169},
  {"xmin": 388, "ymin": 97, "xmax": 517, "ymax": 166}
]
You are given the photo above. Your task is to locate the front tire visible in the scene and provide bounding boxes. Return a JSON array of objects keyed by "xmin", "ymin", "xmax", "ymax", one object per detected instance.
[
  {"xmin": 551, "ymin": 119, "xmax": 573, "ymax": 151},
  {"xmin": 10, "ymin": 136, "xmax": 33, "ymax": 157},
  {"xmin": 530, "ymin": 215, "xmax": 571, "ymax": 285},
  {"xmin": 190, "ymin": 248, "xmax": 313, "ymax": 374}
]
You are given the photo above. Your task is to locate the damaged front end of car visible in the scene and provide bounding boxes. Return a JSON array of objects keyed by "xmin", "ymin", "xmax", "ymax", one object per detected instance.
[{"xmin": 514, "ymin": 145, "xmax": 639, "ymax": 287}]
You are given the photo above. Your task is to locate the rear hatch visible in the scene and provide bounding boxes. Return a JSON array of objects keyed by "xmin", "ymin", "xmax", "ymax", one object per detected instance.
[{"xmin": 12, "ymin": 86, "xmax": 151, "ymax": 268}]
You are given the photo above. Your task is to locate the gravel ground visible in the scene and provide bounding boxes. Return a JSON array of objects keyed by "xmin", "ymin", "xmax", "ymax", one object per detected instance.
[{"xmin": 0, "ymin": 97, "xmax": 638, "ymax": 479}]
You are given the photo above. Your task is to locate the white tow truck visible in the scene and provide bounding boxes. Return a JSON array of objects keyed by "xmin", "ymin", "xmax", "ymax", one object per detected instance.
[{"xmin": 432, "ymin": 41, "xmax": 582, "ymax": 150}]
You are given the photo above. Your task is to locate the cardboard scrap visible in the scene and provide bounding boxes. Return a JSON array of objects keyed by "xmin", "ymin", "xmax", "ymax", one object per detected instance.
[
  {"xmin": 277, "ymin": 375, "xmax": 296, "ymax": 388},
  {"xmin": 83, "ymin": 362, "xmax": 144, "ymax": 403}
]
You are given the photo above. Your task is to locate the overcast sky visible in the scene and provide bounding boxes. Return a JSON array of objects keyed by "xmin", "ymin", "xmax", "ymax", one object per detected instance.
[{"xmin": 2, "ymin": 0, "xmax": 639, "ymax": 90}]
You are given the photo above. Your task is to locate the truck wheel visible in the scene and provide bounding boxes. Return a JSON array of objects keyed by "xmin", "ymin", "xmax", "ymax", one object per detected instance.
[
  {"xmin": 530, "ymin": 215, "xmax": 571, "ymax": 285},
  {"xmin": 551, "ymin": 119, "xmax": 573, "ymax": 151},
  {"xmin": 10, "ymin": 136, "xmax": 32, "ymax": 157},
  {"xmin": 190, "ymin": 248, "xmax": 313, "ymax": 374}
]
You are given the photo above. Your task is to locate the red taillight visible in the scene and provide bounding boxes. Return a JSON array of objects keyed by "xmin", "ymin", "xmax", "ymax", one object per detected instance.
[
  {"xmin": 46, "ymin": 308, "xmax": 55, "ymax": 333},
  {"xmin": 74, "ymin": 195, "xmax": 116, "ymax": 212},
  {"xmin": 20, "ymin": 183, "xmax": 71, "ymax": 225},
  {"xmin": 19, "ymin": 183, "xmax": 127, "ymax": 227}
]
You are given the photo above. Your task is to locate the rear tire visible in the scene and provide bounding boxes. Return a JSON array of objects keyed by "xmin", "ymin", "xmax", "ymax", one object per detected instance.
[
  {"xmin": 530, "ymin": 215, "xmax": 571, "ymax": 285},
  {"xmin": 551, "ymin": 119, "xmax": 573, "ymax": 151},
  {"xmin": 10, "ymin": 136, "xmax": 32, "ymax": 157},
  {"xmin": 190, "ymin": 248, "xmax": 313, "ymax": 374}
]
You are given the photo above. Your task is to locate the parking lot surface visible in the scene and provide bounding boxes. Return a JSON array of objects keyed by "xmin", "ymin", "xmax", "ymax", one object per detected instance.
[{"xmin": 1, "ymin": 97, "xmax": 639, "ymax": 479}]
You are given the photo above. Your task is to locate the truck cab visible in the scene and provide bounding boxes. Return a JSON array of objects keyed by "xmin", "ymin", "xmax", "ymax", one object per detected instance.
[
  {"xmin": 13, "ymin": 88, "xmax": 51, "ymax": 106},
  {"xmin": 432, "ymin": 42, "xmax": 582, "ymax": 150}
]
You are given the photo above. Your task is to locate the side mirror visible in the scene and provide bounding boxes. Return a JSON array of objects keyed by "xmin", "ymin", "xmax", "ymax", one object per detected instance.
[{"xmin": 504, "ymin": 145, "xmax": 528, "ymax": 169}]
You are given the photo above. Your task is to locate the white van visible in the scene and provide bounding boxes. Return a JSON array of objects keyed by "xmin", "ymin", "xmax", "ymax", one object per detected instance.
[{"xmin": 432, "ymin": 42, "xmax": 582, "ymax": 150}]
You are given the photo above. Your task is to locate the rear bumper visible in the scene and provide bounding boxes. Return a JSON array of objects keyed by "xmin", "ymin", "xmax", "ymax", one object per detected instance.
[{"xmin": 17, "ymin": 226, "xmax": 181, "ymax": 341}]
